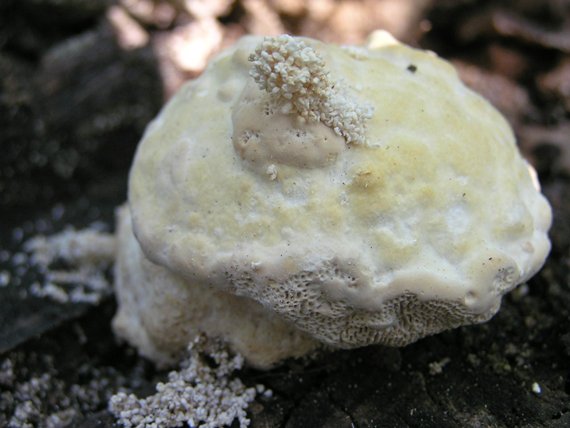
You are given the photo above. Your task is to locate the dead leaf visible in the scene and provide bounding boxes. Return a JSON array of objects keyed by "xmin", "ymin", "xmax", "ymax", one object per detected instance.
[
  {"xmin": 518, "ymin": 123, "xmax": 570, "ymax": 176},
  {"xmin": 538, "ymin": 57, "xmax": 570, "ymax": 111}
]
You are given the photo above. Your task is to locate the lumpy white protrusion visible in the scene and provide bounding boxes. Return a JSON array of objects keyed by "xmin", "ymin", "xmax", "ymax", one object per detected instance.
[
  {"xmin": 247, "ymin": 35, "xmax": 373, "ymax": 144},
  {"xmin": 232, "ymin": 81, "xmax": 346, "ymax": 175}
]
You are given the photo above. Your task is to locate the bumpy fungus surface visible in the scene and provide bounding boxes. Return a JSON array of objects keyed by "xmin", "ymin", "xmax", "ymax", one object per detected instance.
[{"xmin": 114, "ymin": 32, "xmax": 552, "ymax": 369}]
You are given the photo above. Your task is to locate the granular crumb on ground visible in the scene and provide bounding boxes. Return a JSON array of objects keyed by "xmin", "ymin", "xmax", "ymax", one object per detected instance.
[
  {"xmin": 0, "ymin": 353, "xmax": 130, "ymax": 428},
  {"xmin": 109, "ymin": 336, "xmax": 264, "ymax": 428},
  {"xmin": 428, "ymin": 357, "xmax": 451, "ymax": 375},
  {"xmin": 24, "ymin": 227, "xmax": 116, "ymax": 304}
]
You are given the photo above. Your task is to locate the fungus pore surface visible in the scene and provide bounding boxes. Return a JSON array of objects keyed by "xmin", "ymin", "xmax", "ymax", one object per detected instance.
[{"xmin": 114, "ymin": 32, "xmax": 552, "ymax": 368}]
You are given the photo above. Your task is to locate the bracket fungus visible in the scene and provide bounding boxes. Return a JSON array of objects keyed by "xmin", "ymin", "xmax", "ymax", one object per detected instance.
[{"xmin": 113, "ymin": 32, "xmax": 552, "ymax": 369}]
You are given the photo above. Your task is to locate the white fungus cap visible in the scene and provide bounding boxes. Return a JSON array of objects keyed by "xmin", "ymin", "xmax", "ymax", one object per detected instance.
[{"xmin": 114, "ymin": 33, "xmax": 552, "ymax": 368}]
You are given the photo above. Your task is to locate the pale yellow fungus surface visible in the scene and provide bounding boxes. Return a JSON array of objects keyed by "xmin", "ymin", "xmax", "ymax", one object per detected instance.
[{"xmin": 116, "ymin": 33, "xmax": 552, "ymax": 368}]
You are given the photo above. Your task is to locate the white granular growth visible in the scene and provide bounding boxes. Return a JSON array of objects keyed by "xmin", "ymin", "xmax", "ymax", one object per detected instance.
[
  {"xmin": 1, "ymin": 355, "xmax": 131, "ymax": 427},
  {"xmin": 249, "ymin": 34, "xmax": 372, "ymax": 144},
  {"xmin": 24, "ymin": 228, "xmax": 116, "ymax": 304},
  {"xmin": 109, "ymin": 336, "xmax": 260, "ymax": 428},
  {"xmin": 0, "ymin": 271, "xmax": 10, "ymax": 287},
  {"xmin": 428, "ymin": 357, "xmax": 451, "ymax": 376},
  {"xmin": 25, "ymin": 228, "xmax": 115, "ymax": 266},
  {"xmin": 8, "ymin": 373, "xmax": 74, "ymax": 428},
  {"xmin": 30, "ymin": 282, "xmax": 70, "ymax": 304},
  {"xmin": 0, "ymin": 359, "xmax": 14, "ymax": 386}
]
